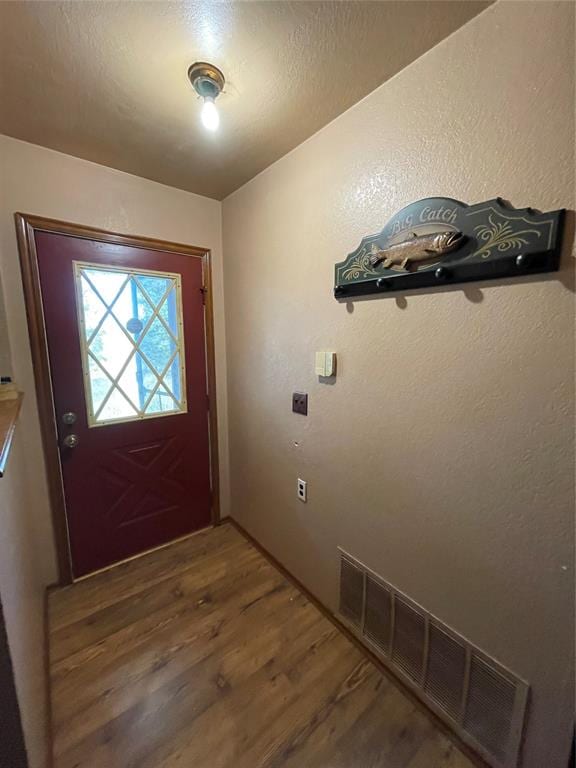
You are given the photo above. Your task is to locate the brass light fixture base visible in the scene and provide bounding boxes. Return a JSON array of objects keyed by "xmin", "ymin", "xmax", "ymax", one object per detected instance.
[{"xmin": 188, "ymin": 62, "xmax": 225, "ymax": 99}]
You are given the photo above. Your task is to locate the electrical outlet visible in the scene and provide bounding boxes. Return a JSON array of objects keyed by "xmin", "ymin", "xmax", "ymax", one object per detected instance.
[
  {"xmin": 292, "ymin": 392, "xmax": 308, "ymax": 415},
  {"xmin": 297, "ymin": 478, "xmax": 307, "ymax": 502}
]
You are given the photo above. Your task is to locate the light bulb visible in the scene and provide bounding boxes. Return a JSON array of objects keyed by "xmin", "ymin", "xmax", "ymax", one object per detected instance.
[{"xmin": 201, "ymin": 97, "xmax": 219, "ymax": 131}]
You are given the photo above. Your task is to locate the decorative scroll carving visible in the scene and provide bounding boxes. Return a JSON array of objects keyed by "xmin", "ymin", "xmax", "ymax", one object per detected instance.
[{"xmin": 334, "ymin": 198, "xmax": 564, "ymax": 299}]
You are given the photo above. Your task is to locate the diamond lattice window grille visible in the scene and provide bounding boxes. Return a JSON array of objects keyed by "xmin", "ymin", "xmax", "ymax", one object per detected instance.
[{"xmin": 73, "ymin": 262, "xmax": 187, "ymax": 427}]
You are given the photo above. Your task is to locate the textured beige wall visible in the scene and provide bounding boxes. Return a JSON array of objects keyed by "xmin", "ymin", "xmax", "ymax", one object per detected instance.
[
  {"xmin": 0, "ymin": 135, "xmax": 229, "ymax": 766},
  {"xmin": 223, "ymin": 3, "xmax": 575, "ymax": 766}
]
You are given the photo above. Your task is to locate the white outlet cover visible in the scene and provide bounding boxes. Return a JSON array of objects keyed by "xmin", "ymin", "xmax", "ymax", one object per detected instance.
[{"xmin": 297, "ymin": 478, "xmax": 307, "ymax": 502}]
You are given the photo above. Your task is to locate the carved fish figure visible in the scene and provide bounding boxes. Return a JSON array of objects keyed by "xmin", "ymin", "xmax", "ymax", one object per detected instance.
[{"xmin": 370, "ymin": 230, "xmax": 465, "ymax": 271}]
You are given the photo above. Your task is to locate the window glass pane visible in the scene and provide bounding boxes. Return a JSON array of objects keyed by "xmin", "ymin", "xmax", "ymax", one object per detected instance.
[
  {"xmin": 83, "ymin": 268, "xmax": 128, "ymax": 306},
  {"xmin": 79, "ymin": 275, "xmax": 107, "ymax": 339},
  {"xmin": 75, "ymin": 262, "xmax": 187, "ymax": 426},
  {"xmin": 138, "ymin": 358, "xmax": 161, "ymax": 410},
  {"xmin": 138, "ymin": 316, "xmax": 177, "ymax": 376},
  {"xmin": 164, "ymin": 351, "xmax": 182, "ymax": 402},
  {"xmin": 131, "ymin": 282, "xmax": 154, "ymax": 340},
  {"xmin": 90, "ymin": 314, "xmax": 133, "ymax": 379},
  {"xmin": 117, "ymin": 361, "xmax": 144, "ymax": 412},
  {"xmin": 146, "ymin": 382, "xmax": 179, "ymax": 415},
  {"xmin": 137, "ymin": 274, "xmax": 172, "ymax": 305},
  {"xmin": 87, "ymin": 356, "xmax": 112, "ymax": 414},
  {"xmin": 158, "ymin": 286, "xmax": 179, "ymax": 338},
  {"xmin": 98, "ymin": 387, "xmax": 138, "ymax": 422}
]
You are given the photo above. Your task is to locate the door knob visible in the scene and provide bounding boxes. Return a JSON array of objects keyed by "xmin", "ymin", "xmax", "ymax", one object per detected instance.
[{"xmin": 62, "ymin": 434, "xmax": 79, "ymax": 449}]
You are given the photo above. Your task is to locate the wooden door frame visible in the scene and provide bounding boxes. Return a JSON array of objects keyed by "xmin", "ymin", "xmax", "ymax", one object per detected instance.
[{"xmin": 15, "ymin": 213, "xmax": 220, "ymax": 585}]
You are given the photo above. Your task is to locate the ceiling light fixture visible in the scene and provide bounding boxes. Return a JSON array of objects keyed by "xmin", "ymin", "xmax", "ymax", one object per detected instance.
[{"xmin": 188, "ymin": 61, "xmax": 225, "ymax": 132}]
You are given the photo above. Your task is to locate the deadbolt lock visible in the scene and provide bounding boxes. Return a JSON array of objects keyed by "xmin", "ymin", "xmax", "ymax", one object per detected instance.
[{"xmin": 62, "ymin": 412, "xmax": 77, "ymax": 425}]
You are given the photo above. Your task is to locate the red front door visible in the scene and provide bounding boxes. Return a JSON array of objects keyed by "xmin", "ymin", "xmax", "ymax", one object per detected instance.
[{"xmin": 35, "ymin": 231, "xmax": 212, "ymax": 578}]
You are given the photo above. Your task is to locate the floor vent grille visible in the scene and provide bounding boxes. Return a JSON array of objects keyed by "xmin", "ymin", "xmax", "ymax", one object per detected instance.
[{"xmin": 337, "ymin": 548, "xmax": 529, "ymax": 768}]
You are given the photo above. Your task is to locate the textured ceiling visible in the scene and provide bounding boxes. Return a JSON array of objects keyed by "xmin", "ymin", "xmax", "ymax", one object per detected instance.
[{"xmin": 0, "ymin": 1, "xmax": 491, "ymax": 200}]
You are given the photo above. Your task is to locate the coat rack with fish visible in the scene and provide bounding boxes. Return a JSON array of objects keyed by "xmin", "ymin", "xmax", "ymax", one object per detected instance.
[{"xmin": 334, "ymin": 197, "xmax": 565, "ymax": 299}]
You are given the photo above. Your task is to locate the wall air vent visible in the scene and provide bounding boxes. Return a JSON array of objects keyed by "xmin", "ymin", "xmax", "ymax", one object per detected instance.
[
  {"xmin": 425, "ymin": 623, "xmax": 467, "ymax": 721},
  {"xmin": 338, "ymin": 555, "xmax": 364, "ymax": 628},
  {"xmin": 364, "ymin": 575, "xmax": 392, "ymax": 655},
  {"xmin": 464, "ymin": 654, "xmax": 521, "ymax": 764},
  {"xmin": 392, "ymin": 597, "xmax": 426, "ymax": 683},
  {"xmin": 337, "ymin": 548, "xmax": 529, "ymax": 768}
]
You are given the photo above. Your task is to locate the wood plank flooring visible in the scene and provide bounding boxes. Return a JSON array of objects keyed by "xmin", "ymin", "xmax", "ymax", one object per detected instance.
[{"xmin": 48, "ymin": 523, "xmax": 478, "ymax": 768}]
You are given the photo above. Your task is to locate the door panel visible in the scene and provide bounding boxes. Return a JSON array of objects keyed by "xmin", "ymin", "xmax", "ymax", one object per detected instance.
[{"xmin": 35, "ymin": 232, "xmax": 212, "ymax": 577}]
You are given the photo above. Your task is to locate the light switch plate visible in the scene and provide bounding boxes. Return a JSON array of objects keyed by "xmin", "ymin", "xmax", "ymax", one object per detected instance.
[{"xmin": 315, "ymin": 351, "xmax": 336, "ymax": 377}]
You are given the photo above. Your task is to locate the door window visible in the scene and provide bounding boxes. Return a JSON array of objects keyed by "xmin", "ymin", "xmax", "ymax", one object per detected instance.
[{"xmin": 73, "ymin": 262, "xmax": 187, "ymax": 426}]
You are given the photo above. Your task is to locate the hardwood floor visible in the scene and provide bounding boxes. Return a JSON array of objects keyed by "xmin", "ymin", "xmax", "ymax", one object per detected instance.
[{"xmin": 48, "ymin": 523, "xmax": 478, "ymax": 768}]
